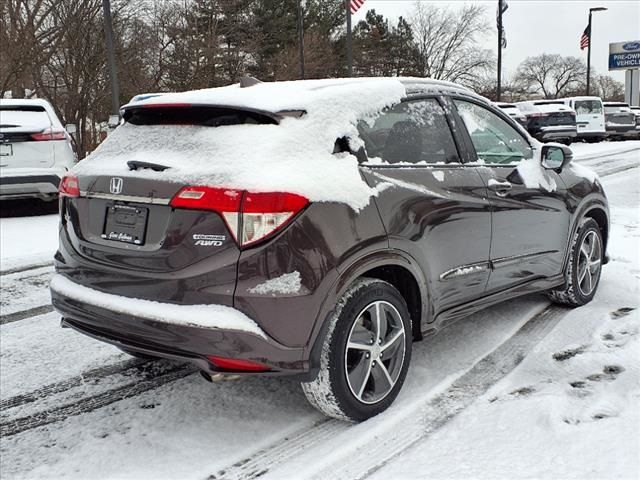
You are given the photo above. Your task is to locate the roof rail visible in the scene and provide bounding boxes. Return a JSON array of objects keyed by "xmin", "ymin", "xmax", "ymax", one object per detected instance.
[{"xmin": 240, "ymin": 76, "xmax": 263, "ymax": 88}]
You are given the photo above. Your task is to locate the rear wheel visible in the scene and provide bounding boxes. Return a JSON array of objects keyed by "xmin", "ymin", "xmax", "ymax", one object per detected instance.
[
  {"xmin": 302, "ymin": 278, "xmax": 412, "ymax": 422},
  {"xmin": 548, "ymin": 218, "xmax": 603, "ymax": 307}
]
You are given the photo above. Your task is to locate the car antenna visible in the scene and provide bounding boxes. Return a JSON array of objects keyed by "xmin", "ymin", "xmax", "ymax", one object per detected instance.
[{"xmin": 239, "ymin": 76, "xmax": 262, "ymax": 88}]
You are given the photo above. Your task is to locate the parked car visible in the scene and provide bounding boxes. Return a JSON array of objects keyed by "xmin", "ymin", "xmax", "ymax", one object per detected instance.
[
  {"xmin": 0, "ymin": 99, "xmax": 76, "ymax": 201},
  {"xmin": 495, "ymin": 102, "xmax": 528, "ymax": 128},
  {"xmin": 628, "ymin": 105, "xmax": 640, "ymax": 139},
  {"xmin": 50, "ymin": 78, "xmax": 609, "ymax": 421},
  {"xmin": 516, "ymin": 100, "xmax": 577, "ymax": 144},
  {"xmin": 603, "ymin": 102, "xmax": 636, "ymax": 140},
  {"xmin": 560, "ymin": 96, "xmax": 606, "ymax": 143}
]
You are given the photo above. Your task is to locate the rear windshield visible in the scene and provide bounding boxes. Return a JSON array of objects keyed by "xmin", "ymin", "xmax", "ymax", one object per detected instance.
[
  {"xmin": 0, "ymin": 106, "xmax": 51, "ymax": 129},
  {"xmin": 604, "ymin": 105, "xmax": 631, "ymax": 113},
  {"xmin": 574, "ymin": 100, "xmax": 602, "ymax": 114},
  {"xmin": 123, "ymin": 106, "xmax": 278, "ymax": 127}
]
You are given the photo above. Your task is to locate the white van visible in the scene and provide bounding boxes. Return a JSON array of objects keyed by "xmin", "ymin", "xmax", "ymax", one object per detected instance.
[{"xmin": 561, "ymin": 96, "xmax": 606, "ymax": 143}]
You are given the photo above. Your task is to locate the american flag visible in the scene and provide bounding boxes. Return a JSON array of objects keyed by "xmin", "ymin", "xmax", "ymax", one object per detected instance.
[
  {"xmin": 349, "ymin": 0, "xmax": 366, "ymax": 15},
  {"xmin": 580, "ymin": 24, "xmax": 591, "ymax": 50}
]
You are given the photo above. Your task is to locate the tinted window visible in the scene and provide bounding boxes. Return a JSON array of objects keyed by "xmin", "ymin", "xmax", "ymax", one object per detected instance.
[
  {"xmin": 358, "ymin": 99, "xmax": 459, "ymax": 164},
  {"xmin": 123, "ymin": 106, "xmax": 278, "ymax": 126},
  {"xmin": 454, "ymin": 100, "xmax": 532, "ymax": 165},
  {"xmin": 574, "ymin": 100, "xmax": 603, "ymax": 114}
]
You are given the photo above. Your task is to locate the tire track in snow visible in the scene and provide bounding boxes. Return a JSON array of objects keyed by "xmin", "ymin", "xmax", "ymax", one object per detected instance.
[
  {"xmin": 307, "ymin": 305, "xmax": 569, "ymax": 480},
  {"xmin": 0, "ymin": 261, "xmax": 54, "ymax": 277},
  {"xmin": 211, "ymin": 304, "xmax": 567, "ymax": 480},
  {"xmin": 0, "ymin": 363, "xmax": 196, "ymax": 437},
  {"xmin": 0, "ymin": 304, "xmax": 54, "ymax": 325}
]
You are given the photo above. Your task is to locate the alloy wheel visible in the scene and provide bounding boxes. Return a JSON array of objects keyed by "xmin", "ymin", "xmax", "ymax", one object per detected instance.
[
  {"xmin": 577, "ymin": 230, "xmax": 602, "ymax": 296},
  {"xmin": 344, "ymin": 301, "xmax": 406, "ymax": 405}
]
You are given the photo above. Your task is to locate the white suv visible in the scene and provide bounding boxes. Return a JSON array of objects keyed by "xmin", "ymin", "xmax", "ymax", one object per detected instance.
[{"xmin": 0, "ymin": 99, "xmax": 76, "ymax": 201}]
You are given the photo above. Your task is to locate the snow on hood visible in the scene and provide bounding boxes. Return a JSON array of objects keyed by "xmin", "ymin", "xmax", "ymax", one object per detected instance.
[{"xmin": 75, "ymin": 79, "xmax": 407, "ymax": 210}]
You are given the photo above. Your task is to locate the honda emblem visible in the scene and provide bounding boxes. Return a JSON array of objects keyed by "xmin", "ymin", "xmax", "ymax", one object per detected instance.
[{"xmin": 110, "ymin": 177, "xmax": 123, "ymax": 194}]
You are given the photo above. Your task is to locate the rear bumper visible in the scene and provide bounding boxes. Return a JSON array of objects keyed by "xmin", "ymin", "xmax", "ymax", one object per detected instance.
[
  {"xmin": 0, "ymin": 174, "xmax": 61, "ymax": 200},
  {"xmin": 576, "ymin": 131, "xmax": 606, "ymax": 140},
  {"xmin": 533, "ymin": 128, "xmax": 577, "ymax": 141},
  {"xmin": 51, "ymin": 276, "xmax": 309, "ymax": 378},
  {"xmin": 605, "ymin": 125, "xmax": 634, "ymax": 135}
]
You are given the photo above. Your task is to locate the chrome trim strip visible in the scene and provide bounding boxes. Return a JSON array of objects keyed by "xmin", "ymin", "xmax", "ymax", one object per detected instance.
[
  {"xmin": 79, "ymin": 191, "xmax": 171, "ymax": 205},
  {"xmin": 440, "ymin": 262, "xmax": 490, "ymax": 281},
  {"xmin": 491, "ymin": 251, "xmax": 558, "ymax": 269}
]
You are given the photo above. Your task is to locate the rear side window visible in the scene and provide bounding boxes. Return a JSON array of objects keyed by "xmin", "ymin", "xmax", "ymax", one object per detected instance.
[
  {"xmin": 123, "ymin": 106, "xmax": 278, "ymax": 127},
  {"xmin": 0, "ymin": 106, "xmax": 51, "ymax": 129},
  {"xmin": 455, "ymin": 100, "xmax": 532, "ymax": 165},
  {"xmin": 574, "ymin": 100, "xmax": 603, "ymax": 114},
  {"xmin": 357, "ymin": 99, "xmax": 459, "ymax": 164}
]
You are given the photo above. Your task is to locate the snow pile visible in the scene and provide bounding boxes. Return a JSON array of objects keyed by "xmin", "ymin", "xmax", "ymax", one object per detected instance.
[
  {"xmin": 248, "ymin": 272, "xmax": 303, "ymax": 296},
  {"xmin": 50, "ymin": 274, "xmax": 267, "ymax": 338},
  {"xmin": 74, "ymin": 79, "xmax": 406, "ymax": 210}
]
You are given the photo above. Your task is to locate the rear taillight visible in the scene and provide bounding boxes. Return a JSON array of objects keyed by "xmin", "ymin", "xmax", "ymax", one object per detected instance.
[
  {"xmin": 30, "ymin": 128, "xmax": 67, "ymax": 141},
  {"xmin": 170, "ymin": 187, "xmax": 308, "ymax": 248},
  {"xmin": 59, "ymin": 175, "xmax": 80, "ymax": 197},
  {"xmin": 207, "ymin": 355, "xmax": 270, "ymax": 372}
]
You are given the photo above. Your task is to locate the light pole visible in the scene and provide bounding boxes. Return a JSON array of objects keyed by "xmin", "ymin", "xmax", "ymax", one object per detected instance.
[
  {"xmin": 586, "ymin": 6, "xmax": 607, "ymax": 96},
  {"xmin": 102, "ymin": 0, "xmax": 120, "ymax": 117}
]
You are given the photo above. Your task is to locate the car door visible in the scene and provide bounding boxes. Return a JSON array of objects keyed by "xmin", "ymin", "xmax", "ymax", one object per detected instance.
[
  {"xmin": 357, "ymin": 96, "xmax": 492, "ymax": 320},
  {"xmin": 452, "ymin": 98, "xmax": 570, "ymax": 294}
]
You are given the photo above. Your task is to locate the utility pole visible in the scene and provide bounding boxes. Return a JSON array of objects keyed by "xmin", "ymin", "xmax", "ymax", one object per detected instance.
[
  {"xmin": 497, "ymin": 5, "xmax": 502, "ymax": 101},
  {"xmin": 346, "ymin": 0, "xmax": 353, "ymax": 77},
  {"xmin": 298, "ymin": 0, "xmax": 305, "ymax": 79},
  {"xmin": 102, "ymin": 0, "xmax": 120, "ymax": 116}
]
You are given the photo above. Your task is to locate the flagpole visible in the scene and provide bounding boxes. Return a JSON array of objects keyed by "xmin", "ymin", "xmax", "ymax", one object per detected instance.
[
  {"xmin": 298, "ymin": 0, "xmax": 305, "ymax": 79},
  {"xmin": 586, "ymin": 10, "xmax": 592, "ymax": 95},
  {"xmin": 346, "ymin": 0, "xmax": 353, "ymax": 77},
  {"xmin": 497, "ymin": 0, "xmax": 503, "ymax": 101}
]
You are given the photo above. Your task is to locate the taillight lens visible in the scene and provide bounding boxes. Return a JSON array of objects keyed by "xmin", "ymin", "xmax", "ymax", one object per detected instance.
[
  {"xmin": 59, "ymin": 175, "xmax": 80, "ymax": 197},
  {"xmin": 31, "ymin": 128, "xmax": 67, "ymax": 141},
  {"xmin": 170, "ymin": 187, "xmax": 308, "ymax": 248}
]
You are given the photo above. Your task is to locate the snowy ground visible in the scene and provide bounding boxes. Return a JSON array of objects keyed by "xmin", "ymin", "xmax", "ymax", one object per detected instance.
[{"xmin": 0, "ymin": 141, "xmax": 639, "ymax": 479}]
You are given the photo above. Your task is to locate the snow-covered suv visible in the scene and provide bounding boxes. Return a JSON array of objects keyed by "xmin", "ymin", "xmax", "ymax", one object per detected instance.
[
  {"xmin": 0, "ymin": 99, "xmax": 76, "ymax": 201},
  {"xmin": 50, "ymin": 78, "xmax": 609, "ymax": 421}
]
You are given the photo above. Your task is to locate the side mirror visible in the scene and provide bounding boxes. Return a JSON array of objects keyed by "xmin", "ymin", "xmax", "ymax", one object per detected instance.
[
  {"xmin": 541, "ymin": 144, "xmax": 572, "ymax": 171},
  {"xmin": 107, "ymin": 115, "xmax": 120, "ymax": 129},
  {"xmin": 65, "ymin": 124, "xmax": 77, "ymax": 135}
]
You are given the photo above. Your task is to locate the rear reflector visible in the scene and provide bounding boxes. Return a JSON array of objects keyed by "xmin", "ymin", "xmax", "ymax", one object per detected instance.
[
  {"xmin": 170, "ymin": 187, "xmax": 308, "ymax": 247},
  {"xmin": 30, "ymin": 128, "xmax": 67, "ymax": 141},
  {"xmin": 59, "ymin": 175, "xmax": 80, "ymax": 197},
  {"xmin": 207, "ymin": 355, "xmax": 270, "ymax": 372}
]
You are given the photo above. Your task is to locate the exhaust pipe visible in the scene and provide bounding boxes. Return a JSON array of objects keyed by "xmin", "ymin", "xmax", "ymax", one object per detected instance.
[{"xmin": 200, "ymin": 370, "xmax": 242, "ymax": 383}]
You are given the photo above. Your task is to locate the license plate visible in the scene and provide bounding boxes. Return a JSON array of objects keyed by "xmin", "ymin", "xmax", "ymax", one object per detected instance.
[
  {"xmin": 0, "ymin": 144, "xmax": 13, "ymax": 156},
  {"xmin": 102, "ymin": 204, "xmax": 148, "ymax": 245}
]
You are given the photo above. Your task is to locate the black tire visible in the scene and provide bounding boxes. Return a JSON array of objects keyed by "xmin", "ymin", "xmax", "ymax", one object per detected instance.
[
  {"xmin": 302, "ymin": 278, "xmax": 412, "ymax": 422},
  {"xmin": 548, "ymin": 218, "xmax": 603, "ymax": 307}
]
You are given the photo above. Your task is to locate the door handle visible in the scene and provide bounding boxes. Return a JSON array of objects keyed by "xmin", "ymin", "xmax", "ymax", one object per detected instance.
[{"xmin": 487, "ymin": 179, "xmax": 512, "ymax": 196}]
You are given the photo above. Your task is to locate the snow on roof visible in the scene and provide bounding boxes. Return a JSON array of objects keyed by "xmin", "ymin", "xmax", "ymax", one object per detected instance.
[
  {"xmin": 76, "ymin": 78, "xmax": 410, "ymax": 210},
  {"xmin": 0, "ymin": 98, "xmax": 54, "ymax": 108}
]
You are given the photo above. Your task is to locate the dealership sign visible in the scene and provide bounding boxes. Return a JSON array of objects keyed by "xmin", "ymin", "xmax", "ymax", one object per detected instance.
[{"xmin": 609, "ymin": 41, "xmax": 640, "ymax": 70}]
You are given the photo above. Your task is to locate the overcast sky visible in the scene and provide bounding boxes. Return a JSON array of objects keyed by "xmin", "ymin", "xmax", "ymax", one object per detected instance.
[{"xmin": 351, "ymin": 0, "xmax": 639, "ymax": 82}]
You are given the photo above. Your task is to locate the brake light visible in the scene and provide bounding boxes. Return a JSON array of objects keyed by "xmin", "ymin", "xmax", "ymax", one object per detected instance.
[
  {"xmin": 170, "ymin": 187, "xmax": 308, "ymax": 247},
  {"xmin": 59, "ymin": 175, "xmax": 80, "ymax": 197},
  {"xmin": 31, "ymin": 128, "xmax": 67, "ymax": 141},
  {"xmin": 207, "ymin": 355, "xmax": 270, "ymax": 372}
]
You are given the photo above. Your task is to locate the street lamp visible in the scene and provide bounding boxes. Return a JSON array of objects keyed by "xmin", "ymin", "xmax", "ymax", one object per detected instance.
[{"xmin": 586, "ymin": 6, "xmax": 608, "ymax": 96}]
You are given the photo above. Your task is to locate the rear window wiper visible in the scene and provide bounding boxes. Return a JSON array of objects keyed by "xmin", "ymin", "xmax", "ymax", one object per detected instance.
[{"xmin": 127, "ymin": 160, "xmax": 170, "ymax": 172}]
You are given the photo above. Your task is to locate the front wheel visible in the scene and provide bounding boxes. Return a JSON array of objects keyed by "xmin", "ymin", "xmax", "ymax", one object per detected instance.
[
  {"xmin": 302, "ymin": 278, "xmax": 412, "ymax": 422},
  {"xmin": 548, "ymin": 218, "xmax": 603, "ymax": 307}
]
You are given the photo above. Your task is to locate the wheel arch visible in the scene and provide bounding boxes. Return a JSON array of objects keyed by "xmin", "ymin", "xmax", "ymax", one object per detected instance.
[{"xmin": 305, "ymin": 250, "xmax": 429, "ymax": 379}]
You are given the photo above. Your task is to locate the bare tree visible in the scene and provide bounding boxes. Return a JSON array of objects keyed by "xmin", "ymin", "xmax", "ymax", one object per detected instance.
[
  {"xmin": 514, "ymin": 54, "xmax": 587, "ymax": 99},
  {"xmin": 410, "ymin": 2, "xmax": 493, "ymax": 83},
  {"xmin": 593, "ymin": 74, "xmax": 625, "ymax": 101}
]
